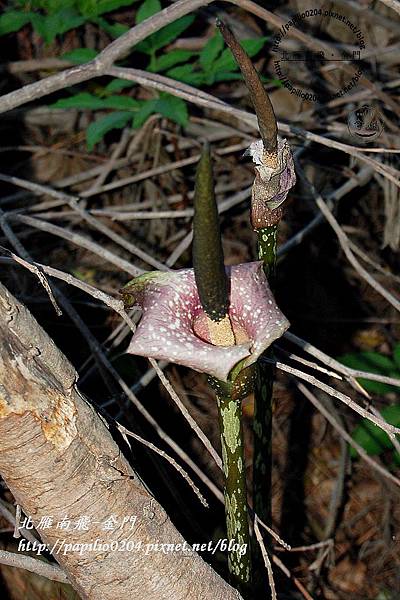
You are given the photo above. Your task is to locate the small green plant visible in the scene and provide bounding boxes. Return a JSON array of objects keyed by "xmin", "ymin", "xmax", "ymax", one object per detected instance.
[
  {"xmin": 350, "ymin": 404, "xmax": 400, "ymax": 465},
  {"xmin": 163, "ymin": 31, "xmax": 271, "ymax": 86},
  {"xmin": 0, "ymin": 0, "xmax": 276, "ymax": 149},
  {"xmin": 0, "ymin": 0, "xmax": 136, "ymax": 43},
  {"xmin": 339, "ymin": 346, "xmax": 400, "ymax": 395},
  {"xmin": 49, "ymin": 84, "xmax": 187, "ymax": 150},
  {"xmin": 338, "ymin": 346, "xmax": 400, "ymax": 466}
]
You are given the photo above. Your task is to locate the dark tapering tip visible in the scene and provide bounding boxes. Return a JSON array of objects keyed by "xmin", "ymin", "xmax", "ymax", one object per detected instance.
[
  {"xmin": 216, "ymin": 19, "xmax": 278, "ymax": 154},
  {"xmin": 192, "ymin": 144, "xmax": 229, "ymax": 322}
]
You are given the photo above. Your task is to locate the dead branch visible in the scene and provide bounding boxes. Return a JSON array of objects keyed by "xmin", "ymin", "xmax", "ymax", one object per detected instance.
[
  {"xmin": 0, "ymin": 282, "xmax": 240, "ymax": 600},
  {"xmin": 0, "ymin": 549, "xmax": 69, "ymax": 584}
]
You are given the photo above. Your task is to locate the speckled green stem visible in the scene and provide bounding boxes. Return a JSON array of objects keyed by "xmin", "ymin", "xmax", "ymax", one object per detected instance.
[
  {"xmin": 257, "ymin": 225, "xmax": 278, "ymax": 280},
  {"xmin": 253, "ymin": 224, "xmax": 278, "ymax": 587},
  {"xmin": 216, "ymin": 391, "xmax": 252, "ymax": 594}
]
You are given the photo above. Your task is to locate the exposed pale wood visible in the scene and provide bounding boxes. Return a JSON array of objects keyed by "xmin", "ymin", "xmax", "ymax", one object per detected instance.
[{"xmin": 0, "ymin": 282, "xmax": 241, "ymax": 600}]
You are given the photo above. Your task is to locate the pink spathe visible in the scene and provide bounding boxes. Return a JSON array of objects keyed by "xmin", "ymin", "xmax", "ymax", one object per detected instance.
[{"xmin": 123, "ymin": 262, "xmax": 289, "ymax": 382}]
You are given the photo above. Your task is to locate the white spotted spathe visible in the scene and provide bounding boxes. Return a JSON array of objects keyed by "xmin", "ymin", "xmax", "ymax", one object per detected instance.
[{"xmin": 125, "ymin": 262, "xmax": 289, "ymax": 382}]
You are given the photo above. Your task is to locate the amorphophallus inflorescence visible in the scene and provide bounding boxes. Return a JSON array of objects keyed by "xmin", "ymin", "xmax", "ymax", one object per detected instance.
[
  {"xmin": 121, "ymin": 262, "xmax": 288, "ymax": 384},
  {"xmin": 121, "ymin": 141, "xmax": 290, "ymax": 593},
  {"xmin": 217, "ymin": 22, "xmax": 297, "ymax": 584}
]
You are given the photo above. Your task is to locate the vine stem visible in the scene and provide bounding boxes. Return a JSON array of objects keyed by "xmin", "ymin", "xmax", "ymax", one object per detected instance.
[{"xmin": 216, "ymin": 390, "xmax": 252, "ymax": 595}]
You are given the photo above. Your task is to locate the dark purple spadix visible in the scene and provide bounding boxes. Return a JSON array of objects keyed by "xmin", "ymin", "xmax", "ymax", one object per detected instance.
[{"xmin": 192, "ymin": 144, "xmax": 229, "ymax": 322}]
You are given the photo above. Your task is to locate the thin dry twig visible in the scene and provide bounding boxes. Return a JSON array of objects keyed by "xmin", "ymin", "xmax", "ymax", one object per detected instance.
[
  {"xmin": 296, "ymin": 166, "xmax": 400, "ymax": 314},
  {"xmin": 284, "ymin": 331, "xmax": 400, "ymax": 389},
  {"xmin": 254, "ymin": 516, "xmax": 277, "ymax": 600},
  {"xmin": 377, "ymin": 0, "xmax": 400, "ymax": 17},
  {"xmin": 79, "ymin": 140, "xmax": 249, "ymax": 199},
  {"xmin": 297, "ymin": 382, "xmax": 400, "ymax": 488},
  {"xmin": 0, "ymin": 173, "xmax": 163, "ymax": 272},
  {"xmin": 0, "ymin": 213, "xmax": 133, "ymax": 396},
  {"xmin": 0, "ymin": 234, "xmax": 61, "ymax": 316},
  {"xmin": 275, "ymin": 539, "xmax": 333, "ymax": 553},
  {"xmin": 86, "ymin": 127, "xmax": 132, "ymax": 194},
  {"xmin": 0, "ymin": 206, "xmax": 62, "ymax": 315},
  {"xmin": 149, "ymin": 358, "xmax": 222, "ymax": 470},
  {"xmin": 1, "ymin": 253, "xmax": 223, "ymax": 500},
  {"xmin": 11, "ymin": 213, "xmax": 142, "ymax": 277},
  {"xmin": 0, "ymin": 500, "xmax": 38, "ymax": 545},
  {"xmin": 271, "ymin": 553, "xmax": 314, "ymax": 600},
  {"xmin": 117, "ymin": 423, "xmax": 208, "ymax": 507},
  {"xmin": 0, "ymin": 549, "xmax": 69, "ymax": 584},
  {"xmin": 278, "ymin": 166, "xmax": 373, "ymax": 257},
  {"xmin": 255, "ymin": 515, "xmax": 291, "ymax": 550},
  {"xmin": 267, "ymin": 358, "xmax": 400, "ymax": 439},
  {"xmin": 110, "ymin": 365, "xmax": 224, "ymax": 503},
  {"xmin": 1, "ymin": 254, "xmax": 135, "ymax": 332},
  {"xmin": 348, "ymin": 239, "xmax": 400, "ymax": 285},
  {"xmin": 276, "ymin": 347, "xmax": 342, "ymax": 380}
]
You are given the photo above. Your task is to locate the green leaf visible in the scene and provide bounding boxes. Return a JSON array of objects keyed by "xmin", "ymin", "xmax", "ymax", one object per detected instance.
[
  {"xmin": 97, "ymin": 0, "xmax": 139, "ymax": 14},
  {"xmin": 339, "ymin": 352, "xmax": 399, "ymax": 394},
  {"xmin": 49, "ymin": 92, "xmax": 107, "ymax": 110},
  {"xmin": 34, "ymin": 0, "xmax": 75, "ymax": 15},
  {"xmin": 381, "ymin": 405, "xmax": 400, "ymax": 427},
  {"xmin": 49, "ymin": 92, "xmax": 139, "ymax": 111},
  {"xmin": 266, "ymin": 77, "xmax": 284, "ymax": 88},
  {"xmin": 241, "ymin": 36, "xmax": 268, "ymax": 56},
  {"xmin": 212, "ymin": 72, "xmax": 247, "ymax": 83},
  {"xmin": 61, "ymin": 48, "xmax": 98, "ymax": 63},
  {"xmin": 0, "ymin": 10, "xmax": 33, "ymax": 36},
  {"xmin": 94, "ymin": 16, "xmax": 129, "ymax": 37},
  {"xmin": 149, "ymin": 15, "xmax": 194, "ymax": 51},
  {"xmin": 393, "ymin": 343, "xmax": 400, "ymax": 370},
  {"xmin": 78, "ymin": 0, "xmax": 138, "ymax": 18},
  {"xmin": 133, "ymin": 94, "xmax": 188, "ymax": 128},
  {"xmin": 105, "ymin": 78, "xmax": 136, "ymax": 93},
  {"xmin": 86, "ymin": 111, "xmax": 133, "ymax": 150},
  {"xmin": 211, "ymin": 36, "xmax": 268, "ymax": 74},
  {"xmin": 199, "ymin": 31, "xmax": 224, "ymax": 72},
  {"xmin": 136, "ymin": 0, "xmax": 160, "ymax": 24},
  {"xmin": 350, "ymin": 404, "xmax": 400, "ymax": 458},
  {"xmin": 166, "ymin": 63, "xmax": 206, "ymax": 86},
  {"xmin": 101, "ymin": 95, "xmax": 139, "ymax": 110},
  {"xmin": 150, "ymin": 49, "xmax": 195, "ymax": 72},
  {"xmin": 132, "ymin": 99, "xmax": 159, "ymax": 128},
  {"xmin": 135, "ymin": 3, "xmax": 194, "ymax": 54},
  {"xmin": 133, "ymin": 0, "xmax": 161, "ymax": 53},
  {"xmin": 31, "ymin": 9, "xmax": 86, "ymax": 44},
  {"xmin": 156, "ymin": 94, "xmax": 188, "ymax": 126}
]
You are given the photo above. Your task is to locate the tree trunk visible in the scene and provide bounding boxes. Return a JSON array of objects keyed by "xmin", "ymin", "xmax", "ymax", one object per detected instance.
[{"xmin": 0, "ymin": 282, "xmax": 241, "ymax": 600}]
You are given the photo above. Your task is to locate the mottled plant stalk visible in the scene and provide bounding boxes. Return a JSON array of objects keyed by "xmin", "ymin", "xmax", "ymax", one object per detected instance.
[
  {"xmin": 215, "ymin": 387, "xmax": 252, "ymax": 593},
  {"xmin": 252, "ymin": 223, "xmax": 278, "ymax": 548},
  {"xmin": 217, "ymin": 19, "xmax": 279, "ymax": 539},
  {"xmin": 193, "ymin": 146, "xmax": 252, "ymax": 593}
]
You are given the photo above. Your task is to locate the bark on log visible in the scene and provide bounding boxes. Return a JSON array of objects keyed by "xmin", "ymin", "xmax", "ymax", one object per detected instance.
[{"xmin": 0, "ymin": 282, "xmax": 241, "ymax": 600}]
